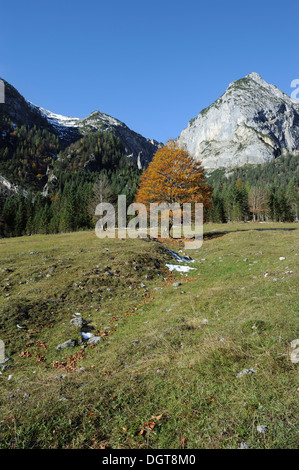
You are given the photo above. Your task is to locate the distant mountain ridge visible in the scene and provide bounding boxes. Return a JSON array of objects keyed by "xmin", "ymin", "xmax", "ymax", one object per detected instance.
[
  {"xmin": 0, "ymin": 79, "xmax": 160, "ymax": 169},
  {"xmin": 177, "ymin": 72, "xmax": 299, "ymax": 170}
]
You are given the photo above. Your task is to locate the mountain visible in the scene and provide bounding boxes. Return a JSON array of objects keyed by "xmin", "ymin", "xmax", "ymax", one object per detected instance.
[
  {"xmin": 177, "ymin": 72, "xmax": 299, "ymax": 170},
  {"xmin": 0, "ymin": 79, "xmax": 160, "ymax": 170}
]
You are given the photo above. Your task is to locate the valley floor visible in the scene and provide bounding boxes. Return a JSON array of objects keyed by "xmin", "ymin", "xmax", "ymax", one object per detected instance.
[{"xmin": 0, "ymin": 222, "xmax": 298, "ymax": 449}]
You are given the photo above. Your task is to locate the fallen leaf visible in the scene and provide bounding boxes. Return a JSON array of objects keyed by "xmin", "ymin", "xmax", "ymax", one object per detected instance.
[
  {"xmin": 151, "ymin": 414, "xmax": 163, "ymax": 421},
  {"xmin": 19, "ymin": 351, "xmax": 31, "ymax": 358},
  {"xmin": 180, "ymin": 437, "xmax": 187, "ymax": 448}
]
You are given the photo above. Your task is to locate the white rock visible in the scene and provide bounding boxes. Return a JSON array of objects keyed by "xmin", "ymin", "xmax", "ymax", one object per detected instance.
[
  {"xmin": 290, "ymin": 346, "xmax": 299, "ymax": 364},
  {"xmin": 290, "ymin": 339, "xmax": 299, "ymax": 349},
  {"xmin": 236, "ymin": 368, "xmax": 256, "ymax": 378},
  {"xmin": 257, "ymin": 425, "xmax": 267, "ymax": 434},
  {"xmin": 238, "ymin": 442, "xmax": 249, "ymax": 449}
]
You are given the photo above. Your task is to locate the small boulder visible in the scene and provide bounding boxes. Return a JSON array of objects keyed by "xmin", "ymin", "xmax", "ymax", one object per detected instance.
[
  {"xmin": 290, "ymin": 339, "xmax": 299, "ymax": 364},
  {"xmin": 238, "ymin": 442, "xmax": 249, "ymax": 449},
  {"xmin": 87, "ymin": 336, "xmax": 102, "ymax": 345},
  {"xmin": 56, "ymin": 339, "xmax": 77, "ymax": 350},
  {"xmin": 236, "ymin": 368, "xmax": 256, "ymax": 378},
  {"xmin": 290, "ymin": 339, "xmax": 299, "ymax": 349},
  {"xmin": 257, "ymin": 425, "xmax": 267, "ymax": 434}
]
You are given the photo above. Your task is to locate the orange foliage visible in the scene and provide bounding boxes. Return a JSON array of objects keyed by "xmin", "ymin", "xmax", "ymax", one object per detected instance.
[
  {"xmin": 51, "ymin": 192, "xmax": 59, "ymax": 203},
  {"xmin": 135, "ymin": 141, "xmax": 212, "ymax": 209}
]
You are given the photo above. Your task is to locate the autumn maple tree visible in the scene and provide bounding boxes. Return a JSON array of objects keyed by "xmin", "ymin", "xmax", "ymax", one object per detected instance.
[{"xmin": 135, "ymin": 140, "xmax": 212, "ymax": 210}]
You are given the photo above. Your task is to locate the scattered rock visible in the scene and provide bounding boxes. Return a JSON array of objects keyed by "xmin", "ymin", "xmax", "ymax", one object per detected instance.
[
  {"xmin": 70, "ymin": 317, "xmax": 84, "ymax": 328},
  {"xmin": 290, "ymin": 339, "xmax": 299, "ymax": 349},
  {"xmin": 290, "ymin": 339, "xmax": 299, "ymax": 364},
  {"xmin": 87, "ymin": 336, "xmax": 102, "ymax": 345},
  {"xmin": 238, "ymin": 442, "xmax": 249, "ymax": 449},
  {"xmin": 256, "ymin": 425, "xmax": 267, "ymax": 434},
  {"xmin": 0, "ymin": 358, "xmax": 12, "ymax": 371},
  {"xmin": 56, "ymin": 339, "xmax": 77, "ymax": 350},
  {"xmin": 279, "ymin": 257, "xmax": 286, "ymax": 261},
  {"xmin": 236, "ymin": 368, "xmax": 256, "ymax": 378},
  {"xmin": 172, "ymin": 282, "xmax": 182, "ymax": 287}
]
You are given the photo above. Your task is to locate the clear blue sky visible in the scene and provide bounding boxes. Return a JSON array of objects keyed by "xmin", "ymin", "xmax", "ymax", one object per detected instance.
[{"xmin": 1, "ymin": 0, "xmax": 298, "ymax": 143}]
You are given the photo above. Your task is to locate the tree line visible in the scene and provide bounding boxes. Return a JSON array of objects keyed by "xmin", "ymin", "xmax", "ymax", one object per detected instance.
[
  {"xmin": 207, "ymin": 153, "xmax": 299, "ymax": 222},
  {"xmin": 0, "ymin": 133, "xmax": 298, "ymax": 239}
]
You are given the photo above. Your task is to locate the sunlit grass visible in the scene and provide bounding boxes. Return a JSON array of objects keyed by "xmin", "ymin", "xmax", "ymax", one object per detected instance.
[{"xmin": 0, "ymin": 223, "xmax": 298, "ymax": 448}]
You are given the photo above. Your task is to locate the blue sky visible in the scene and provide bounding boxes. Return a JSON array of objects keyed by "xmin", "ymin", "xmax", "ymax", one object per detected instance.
[{"xmin": 1, "ymin": 0, "xmax": 298, "ymax": 143}]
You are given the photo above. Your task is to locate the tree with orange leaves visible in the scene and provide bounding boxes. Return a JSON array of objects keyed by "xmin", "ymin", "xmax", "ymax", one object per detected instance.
[{"xmin": 135, "ymin": 141, "xmax": 212, "ymax": 212}]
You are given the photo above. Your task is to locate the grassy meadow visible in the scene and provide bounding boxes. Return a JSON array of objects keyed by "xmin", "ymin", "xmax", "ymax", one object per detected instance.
[{"xmin": 0, "ymin": 222, "xmax": 298, "ymax": 449}]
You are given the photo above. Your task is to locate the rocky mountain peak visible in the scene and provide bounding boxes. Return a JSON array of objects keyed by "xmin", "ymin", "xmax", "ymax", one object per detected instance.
[{"xmin": 177, "ymin": 73, "xmax": 299, "ymax": 171}]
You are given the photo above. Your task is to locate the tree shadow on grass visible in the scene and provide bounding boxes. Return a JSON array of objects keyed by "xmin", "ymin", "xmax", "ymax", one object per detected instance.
[{"xmin": 204, "ymin": 226, "xmax": 297, "ymax": 241}]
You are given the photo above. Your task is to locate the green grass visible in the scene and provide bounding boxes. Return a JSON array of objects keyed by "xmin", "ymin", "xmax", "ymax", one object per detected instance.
[{"xmin": 0, "ymin": 223, "xmax": 298, "ymax": 449}]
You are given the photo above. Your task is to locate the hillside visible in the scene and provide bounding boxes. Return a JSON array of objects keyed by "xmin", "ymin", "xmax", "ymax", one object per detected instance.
[
  {"xmin": 0, "ymin": 224, "xmax": 298, "ymax": 449},
  {"xmin": 0, "ymin": 79, "xmax": 160, "ymax": 194}
]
